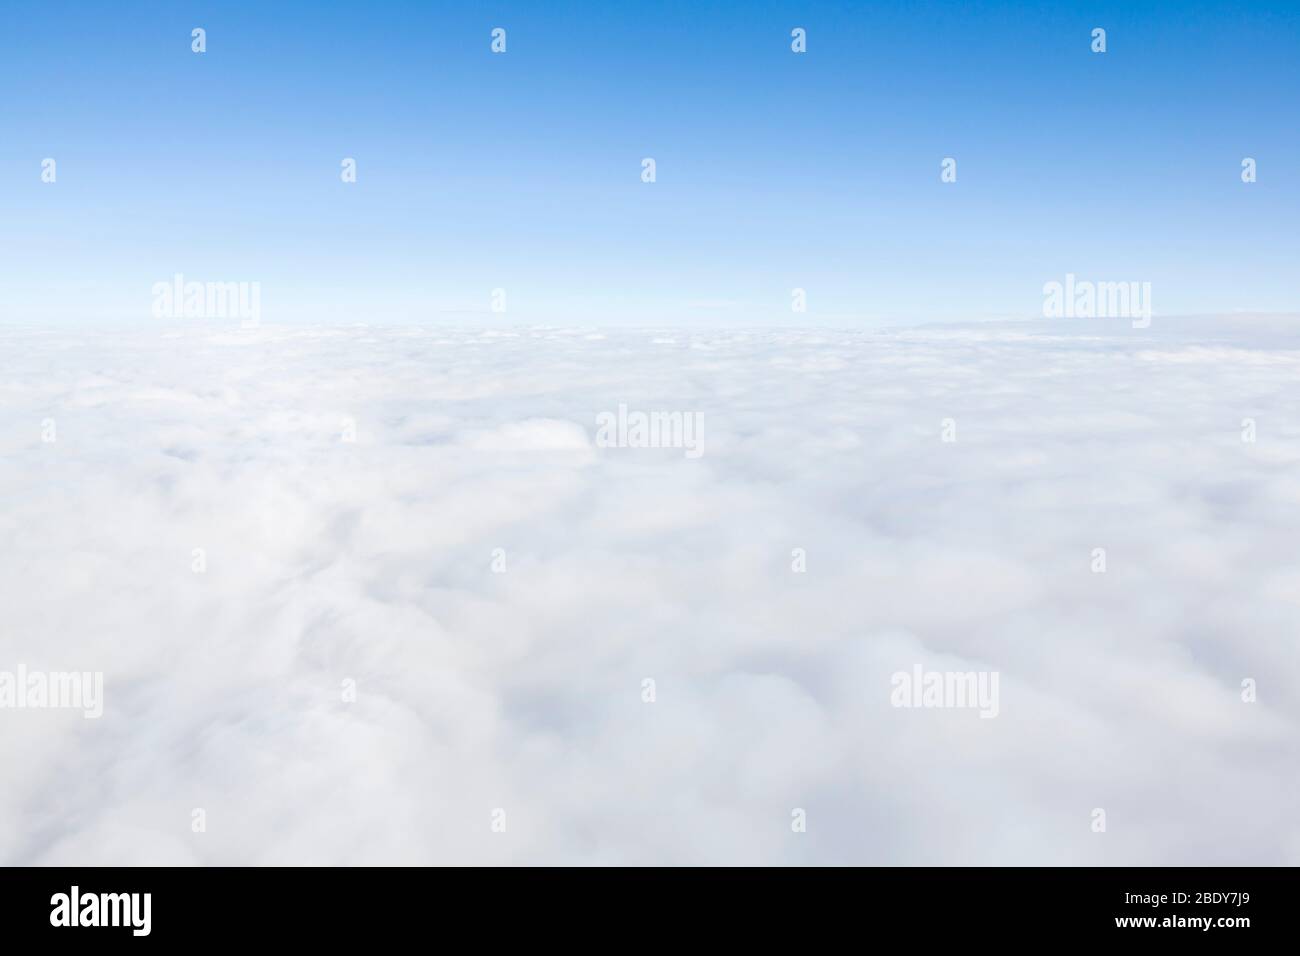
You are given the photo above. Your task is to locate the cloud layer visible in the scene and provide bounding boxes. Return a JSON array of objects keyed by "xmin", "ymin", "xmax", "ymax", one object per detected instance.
[{"xmin": 2, "ymin": 319, "xmax": 1298, "ymax": 864}]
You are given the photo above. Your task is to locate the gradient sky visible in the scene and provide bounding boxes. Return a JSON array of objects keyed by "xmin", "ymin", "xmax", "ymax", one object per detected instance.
[{"xmin": 2, "ymin": 0, "xmax": 1297, "ymax": 325}]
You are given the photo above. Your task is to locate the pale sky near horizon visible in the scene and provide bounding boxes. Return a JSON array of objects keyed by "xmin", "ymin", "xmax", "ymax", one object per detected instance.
[{"xmin": 2, "ymin": 0, "xmax": 1297, "ymax": 326}]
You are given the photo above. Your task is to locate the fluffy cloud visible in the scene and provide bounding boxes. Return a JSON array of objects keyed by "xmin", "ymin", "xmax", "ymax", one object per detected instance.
[{"xmin": 1, "ymin": 318, "xmax": 1298, "ymax": 864}]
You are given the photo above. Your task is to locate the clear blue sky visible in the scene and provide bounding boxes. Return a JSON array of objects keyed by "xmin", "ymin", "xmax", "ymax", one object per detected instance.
[{"xmin": 2, "ymin": 0, "xmax": 1297, "ymax": 325}]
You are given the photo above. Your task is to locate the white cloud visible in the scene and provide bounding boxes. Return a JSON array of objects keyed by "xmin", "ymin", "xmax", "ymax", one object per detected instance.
[{"xmin": 1, "ymin": 319, "xmax": 1298, "ymax": 864}]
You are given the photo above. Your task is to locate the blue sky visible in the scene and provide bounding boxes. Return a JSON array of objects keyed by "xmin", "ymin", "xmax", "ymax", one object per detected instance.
[{"xmin": 2, "ymin": 0, "xmax": 1297, "ymax": 325}]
